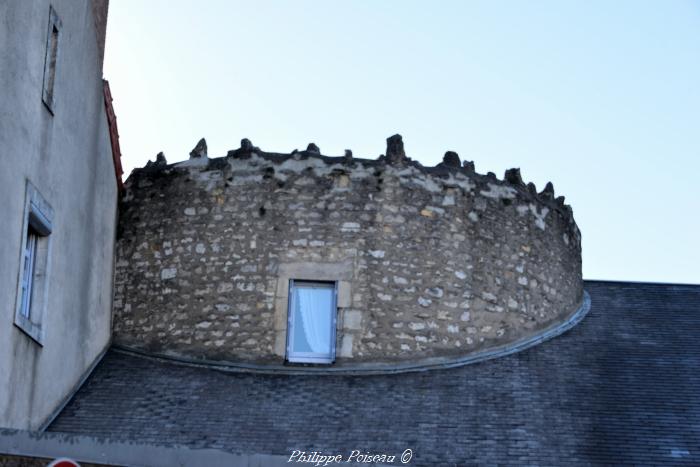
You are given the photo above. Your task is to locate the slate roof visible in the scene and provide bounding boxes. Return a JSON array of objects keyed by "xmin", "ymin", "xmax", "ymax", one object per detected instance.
[{"xmin": 48, "ymin": 280, "xmax": 700, "ymax": 466}]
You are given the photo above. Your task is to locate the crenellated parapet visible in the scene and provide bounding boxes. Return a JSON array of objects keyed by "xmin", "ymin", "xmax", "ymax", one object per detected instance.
[
  {"xmin": 115, "ymin": 134, "xmax": 583, "ymax": 370},
  {"xmin": 140, "ymin": 134, "xmax": 578, "ymax": 236}
]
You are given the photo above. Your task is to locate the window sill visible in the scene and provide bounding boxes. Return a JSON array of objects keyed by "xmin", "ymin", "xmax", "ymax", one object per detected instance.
[{"xmin": 14, "ymin": 315, "xmax": 44, "ymax": 346}]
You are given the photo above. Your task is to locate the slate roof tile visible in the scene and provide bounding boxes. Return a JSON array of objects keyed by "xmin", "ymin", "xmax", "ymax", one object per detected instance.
[{"xmin": 48, "ymin": 281, "xmax": 700, "ymax": 465}]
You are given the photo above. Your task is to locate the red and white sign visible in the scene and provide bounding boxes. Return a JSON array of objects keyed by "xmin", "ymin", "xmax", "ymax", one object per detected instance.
[{"xmin": 47, "ymin": 458, "xmax": 80, "ymax": 467}]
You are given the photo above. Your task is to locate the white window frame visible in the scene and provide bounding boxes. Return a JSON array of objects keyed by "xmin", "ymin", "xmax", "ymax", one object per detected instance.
[
  {"xmin": 14, "ymin": 182, "xmax": 54, "ymax": 345},
  {"xmin": 286, "ymin": 280, "xmax": 338, "ymax": 364},
  {"xmin": 19, "ymin": 228, "xmax": 39, "ymax": 319}
]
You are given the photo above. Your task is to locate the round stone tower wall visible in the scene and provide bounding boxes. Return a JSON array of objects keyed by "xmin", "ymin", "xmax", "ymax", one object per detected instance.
[{"xmin": 112, "ymin": 139, "xmax": 583, "ymax": 367}]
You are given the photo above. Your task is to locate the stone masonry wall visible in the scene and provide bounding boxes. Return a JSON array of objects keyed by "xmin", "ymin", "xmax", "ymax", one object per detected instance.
[{"xmin": 112, "ymin": 136, "xmax": 583, "ymax": 366}]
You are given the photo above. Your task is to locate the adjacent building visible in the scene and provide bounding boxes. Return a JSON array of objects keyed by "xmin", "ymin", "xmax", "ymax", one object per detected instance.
[{"xmin": 0, "ymin": 0, "xmax": 120, "ymax": 430}]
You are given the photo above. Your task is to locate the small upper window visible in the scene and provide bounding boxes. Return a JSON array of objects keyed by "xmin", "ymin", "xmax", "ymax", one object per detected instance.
[
  {"xmin": 42, "ymin": 6, "xmax": 62, "ymax": 113},
  {"xmin": 286, "ymin": 280, "xmax": 337, "ymax": 364},
  {"xmin": 14, "ymin": 182, "xmax": 53, "ymax": 345}
]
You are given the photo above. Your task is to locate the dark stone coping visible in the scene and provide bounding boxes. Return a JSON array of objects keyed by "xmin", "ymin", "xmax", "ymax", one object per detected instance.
[
  {"xmin": 132, "ymin": 148, "xmax": 577, "ymax": 225},
  {"xmin": 112, "ymin": 292, "xmax": 590, "ymax": 376}
]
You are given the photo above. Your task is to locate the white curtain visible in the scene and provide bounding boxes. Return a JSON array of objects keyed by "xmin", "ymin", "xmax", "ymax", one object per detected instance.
[{"xmin": 296, "ymin": 287, "xmax": 331, "ymax": 353}]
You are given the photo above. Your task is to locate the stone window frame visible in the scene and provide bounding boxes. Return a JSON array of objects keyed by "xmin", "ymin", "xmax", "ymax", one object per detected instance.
[
  {"xmin": 14, "ymin": 181, "xmax": 54, "ymax": 345},
  {"xmin": 273, "ymin": 262, "xmax": 353, "ymax": 360},
  {"xmin": 41, "ymin": 5, "xmax": 62, "ymax": 114}
]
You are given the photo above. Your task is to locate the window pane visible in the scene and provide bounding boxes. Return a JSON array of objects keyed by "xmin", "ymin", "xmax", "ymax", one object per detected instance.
[
  {"xmin": 20, "ymin": 231, "xmax": 38, "ymax": 318},
  {"xmin": 291, "ymin": 284, "xmax": 334, "ymax": 356},
  {"xmin": 45, "ymin": 26, "xmax": 59, "ymax": 104}
]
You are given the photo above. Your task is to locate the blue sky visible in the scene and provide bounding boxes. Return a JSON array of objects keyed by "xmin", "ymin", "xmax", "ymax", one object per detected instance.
[{"xmin": 104, "ymin": 0, "xmax": 700, "ymax": 284}]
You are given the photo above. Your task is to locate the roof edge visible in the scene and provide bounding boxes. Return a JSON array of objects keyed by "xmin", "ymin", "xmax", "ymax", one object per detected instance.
[
  {"xmin": 102, "ymin": 79, "xmax": 124, "ymax": 192},
  {"xmin": 0, "ymin": 428, "xmax": 289, "ymax": 467},
  {"xmin": 584, "ymin": 279, "xmax": 700, "ymax": 287}
]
